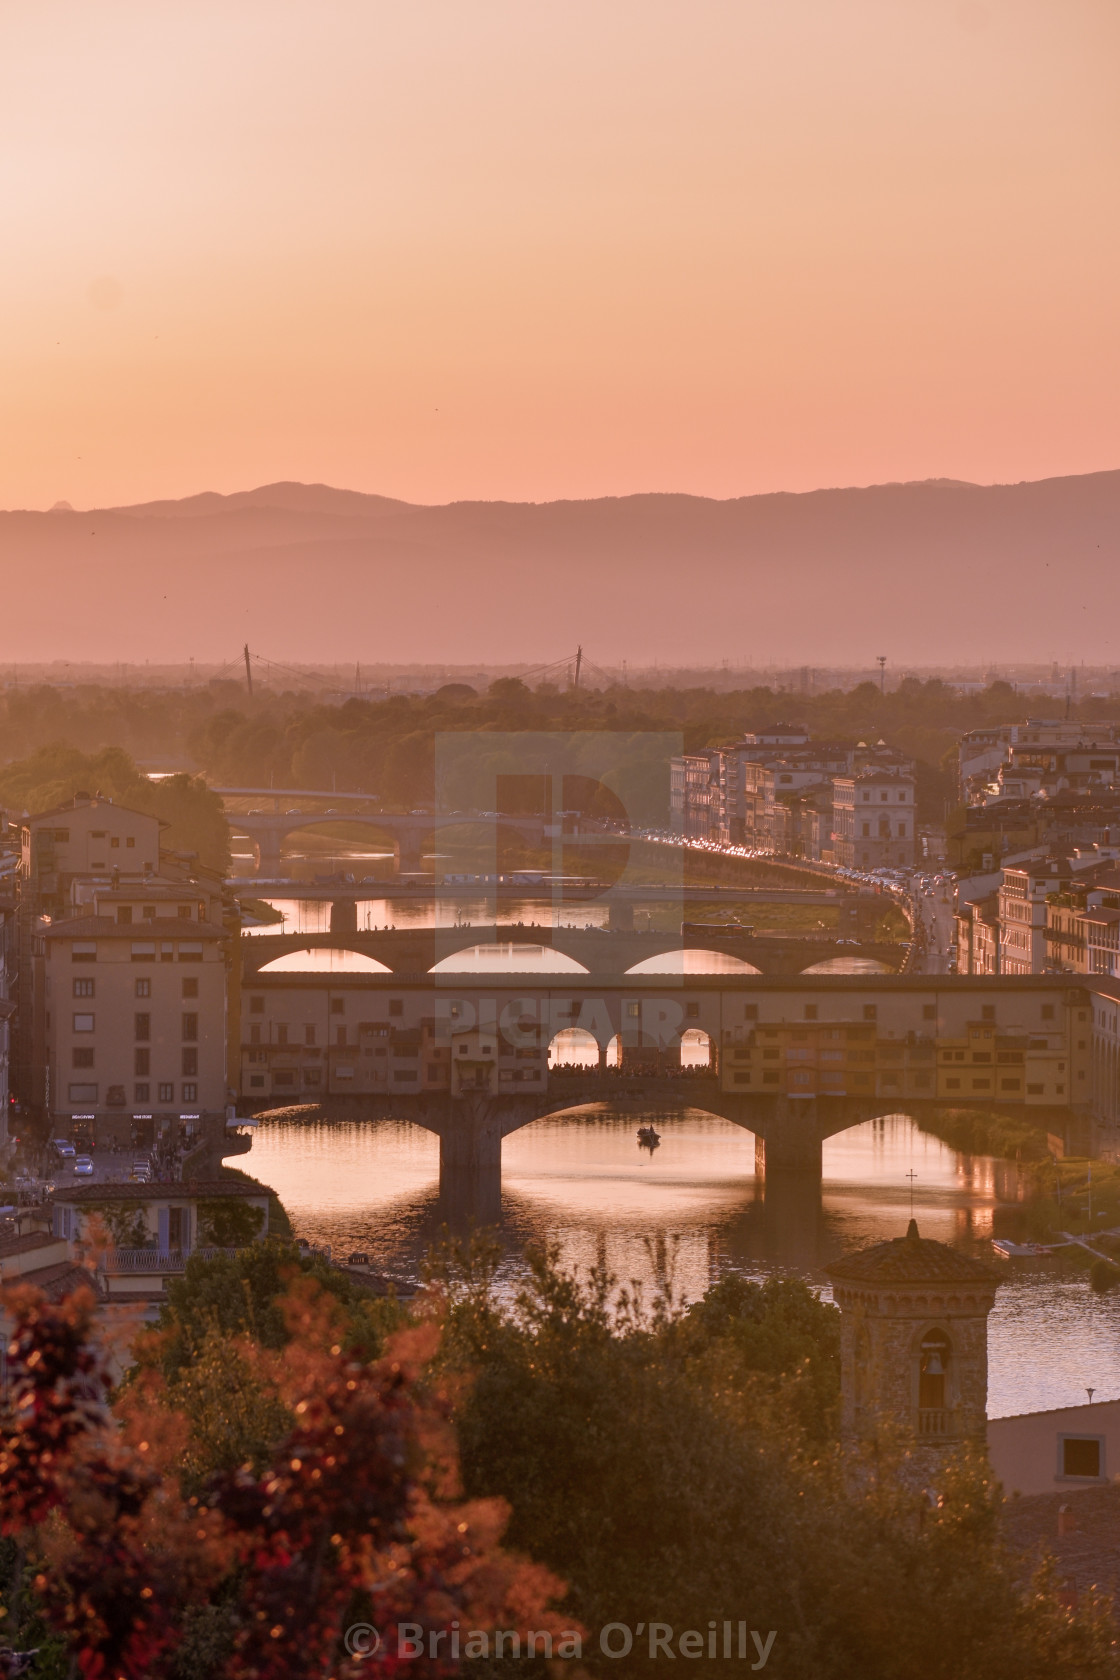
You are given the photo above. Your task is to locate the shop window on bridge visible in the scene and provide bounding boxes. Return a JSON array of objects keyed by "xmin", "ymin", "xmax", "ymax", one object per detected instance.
[
  {"xmin": 863, "ymin": 1005, "xmax": 877, "ymax": 1021},
  {"xmin": 686, "ymin": 1002, "xmax": 699, "ymax": 1019}
]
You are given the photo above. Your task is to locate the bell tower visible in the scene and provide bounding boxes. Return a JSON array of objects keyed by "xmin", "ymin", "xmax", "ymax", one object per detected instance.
[{"xmin": 827, "ymin": 1219, "xmax": 1000, "ymax": 1475}]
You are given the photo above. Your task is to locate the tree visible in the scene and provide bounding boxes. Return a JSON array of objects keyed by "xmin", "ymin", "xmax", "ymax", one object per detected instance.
[
  {"xmin": 433, "ymin": 1242, "xmax": 1118, "ymax": 1680},
  {"xmin": 195, "ymin": 1197, "xmax": 266, "ymax": 1249},
  {"xmin": 134, "ymin": 1239, "xmax": 406, "ymax": 1381},
  {"xmin": 0, "ymin": 1276, "xmax": 571, "ymax": 1680}
]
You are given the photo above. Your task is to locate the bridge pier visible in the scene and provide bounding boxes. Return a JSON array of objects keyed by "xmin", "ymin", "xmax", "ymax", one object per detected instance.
[
  {"xmin": 330, "ymin": 898, "xmax": 358, "ymax": 935},
  {"xmin": 395, "ymin": 833, "xmax": 426, "ymax": 876},
  {"xmin": 255, "ymin": 830, "xmax": 284, "ymax": 875},
  {"xmin": 753, "ymin": 1097, "xmax": 824, "ymax": 1174},
  {"xmin": 431, "ymin": 1094, "xmax": 504, "ymax": 1229},
  {"xmin": 437, "ymin": 1095, "xmax": 504, "ymax": 1173}
]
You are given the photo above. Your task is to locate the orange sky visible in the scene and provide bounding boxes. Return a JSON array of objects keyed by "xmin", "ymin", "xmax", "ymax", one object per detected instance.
[{"xmin": 2, "ymin": 0, "xmax": 1118, "ymax": 510}]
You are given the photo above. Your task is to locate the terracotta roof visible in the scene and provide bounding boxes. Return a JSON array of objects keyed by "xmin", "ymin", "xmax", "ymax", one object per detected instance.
[
  {"xmin": 0, "ymin": 1230, "xmax": 62, "ymax": 1259},
  {"xmin": 45, "ymin": 916, "xmax": 229, "ymax": 939},
  {"xmin": 58, "ymin": 1179, "xmax": 268, "ymax": 1204},
  {"xmin": 1002, "ymin": 1483, "xmax": 1120, "ymax": 1600},
  {"xmin": 17, "ymin": 1261, "xmax": 100, "ymax": 1302},
  {"xmin": 826, "ymin": 1220, "xmax": 1002, "ymax": 1285},
  {"xmin": 25, "ymin": 797, "xmax": 169, "ymax": 828},
  {"xmin": 79, "ymin": 886, "xmax": 213, "ymax": 901}
]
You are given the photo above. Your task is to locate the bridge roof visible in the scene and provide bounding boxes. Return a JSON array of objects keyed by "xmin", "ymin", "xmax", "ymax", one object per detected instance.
[{"xmin": 827, "ymin": 1219, "xmax": 1000, "ymax": 1286}]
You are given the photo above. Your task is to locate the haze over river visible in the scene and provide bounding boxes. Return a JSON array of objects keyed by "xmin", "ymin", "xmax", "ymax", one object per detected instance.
[{"xmin": 242, "ymin": 1107, "xmax": 1120, "ymax": 1421}]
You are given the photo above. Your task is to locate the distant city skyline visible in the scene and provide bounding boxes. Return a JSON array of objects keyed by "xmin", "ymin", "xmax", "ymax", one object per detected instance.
[{"xmin": 2, "ymin": 1, "xmax": 1119, "ymax": 510}]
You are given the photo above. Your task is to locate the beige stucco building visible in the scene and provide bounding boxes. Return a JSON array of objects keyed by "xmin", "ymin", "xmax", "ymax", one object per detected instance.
[
  {"xmin": 17, "ymin": 795, "xmax": 234, "ymax": 1147},
  {"xmin": 832, "ymin": 769, "xmax": 916, "ymax": 872},
  {"xmin": 988, "ymin": 1397, "xmax": 1120, "ymax": 1496},
  {"xmin": 42, "ymin": 885, "xmax": 230, "ymax": 1144}
]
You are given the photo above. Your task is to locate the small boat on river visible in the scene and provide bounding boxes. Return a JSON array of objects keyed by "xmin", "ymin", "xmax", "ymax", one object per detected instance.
[{"xmin": 992, "ymin": 1238, "xmax": 1054, "ymax": 1259}]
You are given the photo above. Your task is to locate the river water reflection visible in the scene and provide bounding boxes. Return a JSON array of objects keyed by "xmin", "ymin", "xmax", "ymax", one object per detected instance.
[{"xmin": 241, "ymin": 1108, "xmax": 1120, "ymax": 1420}]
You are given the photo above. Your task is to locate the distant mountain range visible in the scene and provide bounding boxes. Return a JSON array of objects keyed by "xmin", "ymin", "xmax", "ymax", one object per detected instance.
[{"xmin": 2, "ymin": 471, "xmax": 1118, "ymax": 666}]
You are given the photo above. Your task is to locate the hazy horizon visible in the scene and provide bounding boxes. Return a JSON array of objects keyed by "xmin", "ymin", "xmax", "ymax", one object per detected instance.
[
  {"xmin": 21, "ymin": 464, "xmax": 1104, "ymax": 518},
  {"xmin": 2, "ymin": 467, "xmax": 1118, "ymax": 667}
]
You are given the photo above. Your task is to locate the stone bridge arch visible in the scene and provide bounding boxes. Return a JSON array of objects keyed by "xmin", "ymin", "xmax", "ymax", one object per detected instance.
[
  {"xmin": 240, "ymin": 926, "xmax": 905, "ymax": 977},
  {"xmin": 231, "ymin": 809, "xmax": 547, "ymax": 876}
]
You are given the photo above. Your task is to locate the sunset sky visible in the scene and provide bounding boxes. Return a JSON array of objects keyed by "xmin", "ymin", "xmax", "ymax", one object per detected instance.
[{"xmin": 2, "ymin": 0, "xmax": 1118, "ymax": 510}]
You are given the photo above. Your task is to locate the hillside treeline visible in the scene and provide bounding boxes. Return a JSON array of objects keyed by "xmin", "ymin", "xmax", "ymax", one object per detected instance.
[{"xmin": 0, "ymin": 677, "xmax": 1113, "ymax": 825}]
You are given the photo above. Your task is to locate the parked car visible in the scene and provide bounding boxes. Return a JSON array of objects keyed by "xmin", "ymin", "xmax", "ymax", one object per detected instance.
[{"xmin": 73, "ymin": 1155, "xmax": 95, "ymax": 1177}]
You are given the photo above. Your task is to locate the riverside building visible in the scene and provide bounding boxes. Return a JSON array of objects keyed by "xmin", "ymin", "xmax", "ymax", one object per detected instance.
[{"xmin": 17, "ymin": 795, "xmax": 235, "ymax": 1150}]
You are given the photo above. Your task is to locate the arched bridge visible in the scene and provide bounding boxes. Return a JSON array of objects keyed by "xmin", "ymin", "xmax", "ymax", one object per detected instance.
[
  {"xmin": 236, "ymin": 970, "xmax": 1092, "ymax": 1217},
  {"xmin": 221, "ymin": 800, "xmax": 548, "ymax": 875},
  {"xmin": 240, "ymin": 925, "xmax": 906, "ymax": 978}
]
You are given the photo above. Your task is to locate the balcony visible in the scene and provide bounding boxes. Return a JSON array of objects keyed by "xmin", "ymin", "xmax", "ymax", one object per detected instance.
[
  {"xmin": 100, "ymin": 1246, "xmax": 239, "ymax": 1274},
  {"xmin": 916, "ymin": 1407, "xmax": 955, "ymax": 1437}
]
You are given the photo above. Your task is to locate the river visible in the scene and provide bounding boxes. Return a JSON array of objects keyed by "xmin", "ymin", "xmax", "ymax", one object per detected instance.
[{"xmin": 240, "ymin": 1105, "xmax": 1120, "ymax": 1420}]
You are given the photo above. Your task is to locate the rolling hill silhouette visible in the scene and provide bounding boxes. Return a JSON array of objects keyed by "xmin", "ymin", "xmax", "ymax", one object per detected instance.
[{"xmin": 3, "ymin": 471, "xmax": 1118, "ymax": 666}]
